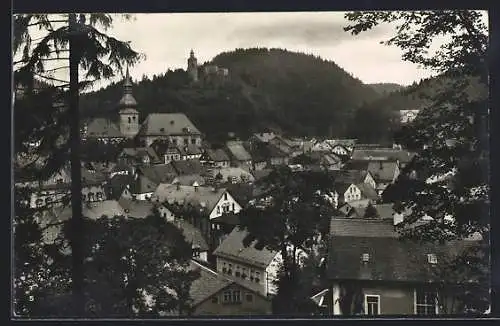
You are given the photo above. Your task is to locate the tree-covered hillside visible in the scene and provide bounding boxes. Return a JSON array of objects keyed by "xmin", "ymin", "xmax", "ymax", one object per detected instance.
[
  {"xmin": 368, "ymin": 83, "xmax": 405, "ymax": 96},
  {"xmin": 80, "ymin": 48, "xmax": 382, "ymax": 142},
  {"xmin": 347, "ymin": 74, "xmax": 488, "ymax": 144}
]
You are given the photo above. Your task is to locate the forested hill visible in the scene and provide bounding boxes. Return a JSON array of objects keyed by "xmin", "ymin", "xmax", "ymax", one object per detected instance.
[
  {"xmin": 347, "ymin": 74, "xmax": 488, "ymax": 144},
  {"xmin": 368, "ymin": 83, "xmax": 405, "ymax": 96},
  {"xmin": 80, "ymin": 48, "xmax": 382, "ymax": 142}
]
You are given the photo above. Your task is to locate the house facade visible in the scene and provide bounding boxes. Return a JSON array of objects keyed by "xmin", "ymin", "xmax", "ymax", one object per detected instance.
[
  {"xmin": 189, "ymin": 260, "xmax": 272, "ymax": 316},
  {"xmin": 213, "ymin": 228, "xmax": 282, "ymax": 297},
  {"xmin": 326, "ymin": 217, "xmax": 477, "ymax": 316}
]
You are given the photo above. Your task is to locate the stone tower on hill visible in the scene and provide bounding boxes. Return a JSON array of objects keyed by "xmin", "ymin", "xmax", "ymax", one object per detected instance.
[{"xmin": 187, "ymin": 49, "xmax": 199, "ymax": 82}]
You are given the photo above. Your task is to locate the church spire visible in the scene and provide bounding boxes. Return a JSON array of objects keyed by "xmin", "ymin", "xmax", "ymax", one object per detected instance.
[
  {"xmin": 123, "ymin": 65, "xmax": 133, "ymax": 94},
  {"xmin": 118, "ymin": 65, "xmax": 137, "ymax": 109}
]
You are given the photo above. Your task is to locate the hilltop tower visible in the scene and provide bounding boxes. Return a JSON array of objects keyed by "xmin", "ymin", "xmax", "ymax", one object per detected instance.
[
  {"xmin": 187, "ymin": 49, "xmax": 199, "ymax": 82},
  {"xmin": 118, "ymin": 66, "xmax": 140, "ymax": 138}
]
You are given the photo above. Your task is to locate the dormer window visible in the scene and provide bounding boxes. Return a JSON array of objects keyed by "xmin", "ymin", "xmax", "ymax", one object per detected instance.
[
  {"xmin": 427, "ymin": 254, "xmax": 437, "ymax": 264},
  {"xmin": 362, "ymin": 253, "xmax": 370, "ymax": 263}
]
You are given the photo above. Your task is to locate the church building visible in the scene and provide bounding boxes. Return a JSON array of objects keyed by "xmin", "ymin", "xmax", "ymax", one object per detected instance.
[{"xmin": 83, "ymin": 67, "xmax": 203, "ymax": 148}]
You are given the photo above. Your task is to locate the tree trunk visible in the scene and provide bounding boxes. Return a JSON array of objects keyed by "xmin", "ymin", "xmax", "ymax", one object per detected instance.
[{"xmin": 68, "ymin": 13, "xmax": 84, "ymax": 317}]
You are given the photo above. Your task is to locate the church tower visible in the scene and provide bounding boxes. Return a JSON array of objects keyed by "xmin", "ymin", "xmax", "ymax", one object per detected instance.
[
  {"xmin": 118, "ymin": 66, "xmax": 140, "ymax": 138},
  {"xmin": 187, "ymin": 49, "xmax": 199, "ymax": 82}
]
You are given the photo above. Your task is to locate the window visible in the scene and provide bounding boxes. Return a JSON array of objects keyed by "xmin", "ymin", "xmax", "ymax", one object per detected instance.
[
  {"xmin": 192, "ymin": 248, "xmax": 200, "ymax": 258},
  {"xmin": 222, "ymin": 290, "xmax": 241, "ymax": 304},
  {"xmin": 427, "ymin": 254, "xmax": 437, "ymax": 264},
  {"xmin": 56, "ymin": 178, "xmax": 64, "ymax": 184},
  {"xmin": 191, "ymin": 138, "xmax": 196, "ymax": 145},
  {"xmin": 232, "ymin": 203, "xmax": 235, "ymax": 211},
  {"xmin": 96, "ymin": 192, "xmax": 103, "ymax": 200},
  {"xmin": 223, "ymin": 291, "xmax": 232, "ymax": 303},
  {"xmin": 35, "ymin": 198, "xmax": 43, "ymax": 208},
  {"xmin": 255, "ymin": 272, "xmax": 260, "ymax": 283},
  {"xmin": 246, "ymin": 294, "xmax": 253, "ymax": 302},
  {"xmin": 224, "ymin": 193, "xmax": 228, "ymax": 200},
  {"xmin": 362, "ymin": 253, "xmax": 370, "ymax": 263},
  {"xmin": 128, "ymin": 117, "xmax": 131, "ymax": 123},
  {"xmin": 365, "ymin": 295, "xmax": 380, "ymax": 315},
  {"xmin": 232, "ymin": 290, "xmax": 241, "ymax": 303},
  {"xmin": 415, "ymin": 290, "xmax": 438, "ymax": 315},
  {"xmin": 217, "ymin": 206, "xmax": 220, "ymax": 214},
  {"xmin": 235, "ymin": 266, "xmax": 241, "ymax": 277},
  {"xmin": 133, "ymin": 116, "xmax": 136, "ymax": 121}
]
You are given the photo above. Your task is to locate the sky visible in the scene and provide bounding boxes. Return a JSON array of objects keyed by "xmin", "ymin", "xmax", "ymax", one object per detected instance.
[
  {"xmin": 104, "ymin": 12, "xmax": 434, "ymax": 88},
  {"xmin": 14, "ymin": 11, "xmax": 488, "ymax": 91}
]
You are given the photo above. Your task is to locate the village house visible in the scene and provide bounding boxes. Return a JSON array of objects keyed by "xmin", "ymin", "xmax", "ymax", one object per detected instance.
[
  {"xmin": 350, "ymin": 148, "xmax": 415, "ymax": 169},
  {"xmin": 331, "ymin": 170, "xmax": 378, "ymax": 207},
  {"xmin": 206, "ymin": 167, "xmax": 255, "ymax": 185},
  {"xmin": 153, "ymin": 183, "xmax": 243, "ymax": 248},
  {"xmin": 225, "ymin": 141, "xmax": 253, "ymax": 169},
  {"xmin": 200, "ymin": 148, "xmax": 231, "ymax": 168},
  {"xmin": 343, "ymin": 160, "xmax": 400, "ymax": 195},
  {"xmin": 400, "ymin": 109, "xmax": 420, "ymax": 124},
  {"xmin": 213, "ymin": 228, "xmax": 282, "ymax": 297},
  {"xmin": 325, "ymin": 217, "xmax": 478, "ymax": 316},
  {"xmin": 325, "ymin": 139, "xmax": 356, "ymax": 157},
  {"xmin": 29, "ymin": 166, "xmax": 108, "ymax": 209},
  {"xmin": 311, "ymin": 140, "xmax": 333, "ymax": 152},
  {"xmin": 150, "ymin": 140, "xmax": 182, "ymax": 164},
  {"xmin": 187, "ymin": 260, "xmax": 272, "ymax": 316},
  {"xmin": 117, "ymin": 147, "xmax": 162, "ymax": 166},
  {"xmin": 268, "ymin": 135, "xmax": 297, "ymax": 156},
  {"xmin": 179, "ymin": 144, "xmax": 204, "ymax": 161},
  {"xmin": 127, "ymin": 172, "xmax": 158, "ymax": 200},
  {"xmin": 134, "ymin": 164, "xmax": 178, "ymax": 185}
]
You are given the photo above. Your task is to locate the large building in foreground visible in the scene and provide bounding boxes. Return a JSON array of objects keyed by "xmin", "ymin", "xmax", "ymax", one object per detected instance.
[{"xmin": 83, "ymin": 67, "xmax": 203, "ymax": 147}]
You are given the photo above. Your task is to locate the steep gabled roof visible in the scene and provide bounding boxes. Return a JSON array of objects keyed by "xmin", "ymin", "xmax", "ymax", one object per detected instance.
[
  {"xmin": 204, "ymin": 148, "xmax": 231, "ymax": 162},
  {"xmin": 174, "ymin": 219, "xmax": 209, "ymax": 251},
  {"xmin": 118, "ymin": 197, "xmax": 156, "ymax": 218},
  {"xmin": 129, "ymin": 174, "xmax": 158, "ymax": 195},
  {"xmin": 357, "ymin": 183, "xmax": 379, "ymax": 200},
  {"xmin": 137, "ymin": 164, "xmax": 178, "ymax": 184},
  {"xmin": 86, "ymin": 118, "xmax": 123, "ymax": 138},
  {"xmin": 171, "ymin": 159, "xmax": 205, "ymax": 175},
  {"xmin": 366, "ymin": 161, "xmax": 399, "ymax": 183},
  {"xmin": 351, "ymin": 149, "xmax": 415, "ymax": 165},
  {"xmin": 189, "ymin": 261, "xmax": 233, "ymax": 306},
  {"xmin": 154, "ymin": 184, "xmax": 226, "ymax": 213},
  {"xmin": 226, "ymin": 141, "xmax": 252, "ymax": 162},
  {"xmin": 105, "ymin": 174, "xmax": 134, "ymax": 199},
  {"xmin": 213, "ymin": 227, "xmax": 278, "ymax": 268},
  {"xmin": 138, "ymin": 113, "xmax": 201, "ymax": 136},
  {"xmin": 188, "ymin": 260, "xmax": 269, "ymax": 307},
  {"xmin": 327, "ymin": 235, "xmax": 477, "ymax": 283}
]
